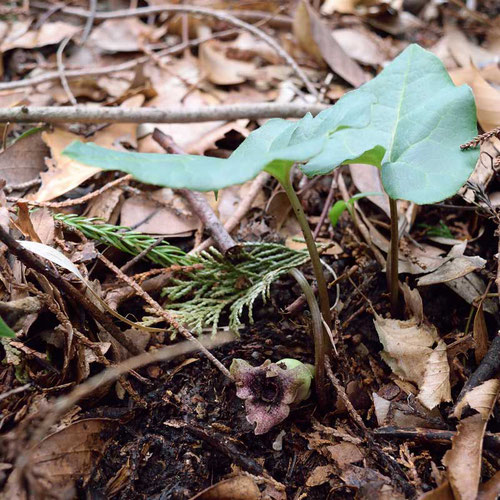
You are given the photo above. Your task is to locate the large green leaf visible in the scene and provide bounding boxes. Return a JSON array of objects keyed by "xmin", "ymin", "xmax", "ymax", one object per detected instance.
[
  {"xmin": 63, "ymin": 44, "xmax": 477, "ymax": 203},
  {"xmin": 62, "ymin": 91, "xmax": 374, "ymax": 191},
  {"xmin": 302, "ymin": 44, "xmax": 478, "ymax": 204}
]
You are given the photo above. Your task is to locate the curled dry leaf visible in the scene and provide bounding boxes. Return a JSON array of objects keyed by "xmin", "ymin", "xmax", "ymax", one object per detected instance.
[
  {"xmin": 293, "ymin": 0, "xmax": 368, "ymax": 87},
  {"xmin": 189, "ymin": 475, "xmax": 261, "ymax": 500},
  {"xmin": 450, "ymin": 64, "xmax": 500, "ymax": 132},
  {"xmin": 374, "ymin": 315, "xmax": 451, "ymax": 409},
  {"xmin": 416, "ymin": 255, "xmax": 486, "ymax": 286},
  {"xmin": 454, "ymin": 378, "xmax": 500, "ymax": 420},
  {"xmin": 199, "ymin": 40, "xmax": 256, "ymax": 85},
  {"xmin": 0, "ymin": 21, "xmax": 80, "ymax": 51}
]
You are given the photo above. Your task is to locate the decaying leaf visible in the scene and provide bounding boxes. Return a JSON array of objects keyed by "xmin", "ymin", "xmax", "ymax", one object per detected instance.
[
  {"xmin": 306, "ymin": 465, "xmax": 336, "ymax": 487},
  {"xmin": 473, "ymin": 303, "xmax": 489, "ymax": 364},
  {"xmin": 199, "ymin": 39, "xmax": 256, "ymax": 85},
  {"xmin": 190, "ymin": 475, "xmax": 261, "ymax": 500},
  {"xmin": 454, "ymin": 378, "xmax": 500, "ymax": 420},
  {"xmin": 293, "ymin": 0, "xmax": 368, "ymax": 87},
  {"xmin": 417, "ymin": 255, "xmax": 486, "ymax": 286},
  {"xmin": 374, "ymin": 315, "xmax": 451, "ymax": 409},
  {"xmin": 450, "ymin": 64, "xmax": 500, "ymax": 132}
]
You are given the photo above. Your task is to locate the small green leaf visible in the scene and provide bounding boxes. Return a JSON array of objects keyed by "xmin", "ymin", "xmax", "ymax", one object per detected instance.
[
  {"xmin": 0, "ymin": 316, "xmax": 16, "ymax": 338},
  {"xmin": 328, "ymin": 192, "xmax": 383, "ymax": 227},
  {"xmin": 303, "ymin": 44, "xmax": 478, "ymax": 204}
]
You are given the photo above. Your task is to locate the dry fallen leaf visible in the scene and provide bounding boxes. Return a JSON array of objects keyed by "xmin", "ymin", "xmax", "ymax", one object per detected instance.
[
  {"xmin": 293, "ymin": 0, "xmax": 368, "ymax": 87},
  {"xmin": 199, "ymin": 39, "xmax": 256, "ymax": 85},
  {"xmin": 374, "ymin": 315, "xmax": 451, "ymax": 409},
  {"xmin": 89, "ymin": 18, "xmax": 163, "ymax": 52},
  {"xmin": 190, "ymin": 475, "xmax": 261, "ymax": 500},
  {"xmin": 0, "ymin": 21, "xmax": 80, "ymax": 51},
  {"xmin": 417, "ymin": 255, "xmax": 486, "ymax": 286},
  {"xmin": 450, "ymin": 64, "xmax": 500, "ymax": 132},
  {"xmin": 332, "ymin": 28, "xmax": 388, "ymax": 67},
  {"xmin": 0, "ymin": 131, "xmax": 48, "ymax": 186},
  {"xmin": 34, "ymin": 95, "xmax": 144, "ymax": 202},
  {"xmin": 306, "ymin": 465, "xmax": 336, "ymax": 487},
  {"xmin": 473, "ymin": 303, "xmax": 489, "ymax": 364},
  {"xmin": 454, "ymin": 378, "xmax": 500, "ymax": 420}
]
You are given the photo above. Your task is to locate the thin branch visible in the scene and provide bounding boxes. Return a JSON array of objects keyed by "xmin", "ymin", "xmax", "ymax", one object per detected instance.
[
  {"xmin": 152, "ymin": 128, "xmax": 237, "ymax": 254},
  {"xmin": 56, "ymin": 36, "xmax": 77, "ymax": 106},
  {"xmin": 98, "ymin": 252, "xmax": 232, "ymax": 380},
  {"xmin": 192, "ymin": 171, "xmax": 270, "ymax": 253},
  {"xmin": 28, "ymin": 4, "xmax": 314, "ymax": 95},
  {"xmin": 312, "ymin": 172, "xmax": 337, "ymax": 240},
  {"xmin": 80, "ymin": 0, "xmax": 97, "ymax": 44},
  {"xmin": 0, "ymin": 103, "xmax": 326, "ymax": 124}
]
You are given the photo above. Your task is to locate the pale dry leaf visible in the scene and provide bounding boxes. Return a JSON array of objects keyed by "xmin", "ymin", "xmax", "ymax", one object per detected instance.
[
  {"xmin": 417, "ymin": 255, "xmax": 486, "ymax": 286},
  {"xmin": 199, "ymin": 39, "xmax": 257, "ymax": 85},
  {"xmin": 443, "ymin": 414, "xmax": 487, "ymax": 500},
  {"xmin": 89, "ymin": 18, "xmax": 162, "ymax": 52},
  {"xmin": 0, "ymin": 21, "xmax": 80, "ymax": 51},
  {"xmin": 321, "ymin": 0, "xmax": 359, "ymax": 14},
  {"xmin": 34, "ymin": 95, "xmax": 144, "ymax": 202},
  {"xmin": 417, "ymin": 340, "xmax": 452, "ymax": 409},
  {"xmin": 306, "ymin": 465, "xmax": 336, "ymax": 487},
  {"xmin": 419, "ymin": 481, "xmax": 455, "ymax": 500},
  {"xmin": 454, "ymin": 378, "xmax": 500, "ymax": 420},
  {"xmin": 30, "ymin": 207, "xmax": 55, "ymax": 246},
  {"xmin": 349, "ymin": 163, "xmax": 390, "ymax": 215},
  {"xmin": 190, "ymin": 475, "xmax": 261, "ymax": 500},
  {"xmin": 0, "ymin": 131, "xmax": 48, "ymax": 186},
  {"xmin": 372, "ymin": 392, "xmax": 391, "ymax": 426},
  {"xmin": 445, "ymin": 272, "xmax": 498, "ymax": 315},
  {"xmin": 374, "ymin": 315, "xmax": 451, "ymax": 409},
  {"xmin": 400, "ymin": 282, "xmax": 423, "ymax": 324},
  {"xmin": 443, "ymin": 23, "xmax": 498, "ymax": 68},
  {"xmin": 332, "ymin": 28, "xmax": 387, "ymax": 66},
  {"xmin": 449, "ymin": 64, "xmax": 500, "ymax": 132},
  {"xmin": 327, "ymin": 442, "xmax": 364, "ymax": 467},
  {"xmin": 293, "ymin": 0, "xmax": 368, "ymax": 87},
  {"xmin": 141, "ymin": 59, "xmax": 224, "ymax": 152},
  {"xmin": 120, "ymin": 188, "xmax": 199, "ymax": 236}
]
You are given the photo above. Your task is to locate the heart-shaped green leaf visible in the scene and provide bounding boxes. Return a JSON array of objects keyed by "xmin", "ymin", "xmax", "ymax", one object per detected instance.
[
  {"xmin": 63, "ymin": 45, "xmax": 477, "ymax": 204},
  {"xmin": 302, "ymin": 44, "xmax": 478, "ymax": 204},
  {"xmin": 62, "ymin": 91, "xmax": 374, "ymax": 191}
]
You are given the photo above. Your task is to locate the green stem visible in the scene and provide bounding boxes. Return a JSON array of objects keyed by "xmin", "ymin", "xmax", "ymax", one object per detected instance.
[
  {"xmin": 281, "ymin": 173, "xmax": 332, "ymax": 328},
  {"xmin": 288, "ymin": 268, "xmax": 327, "ymax": 409},
  {"xmin": 388, "ymin": 197, "xmax": 399, "ymax": 317}
]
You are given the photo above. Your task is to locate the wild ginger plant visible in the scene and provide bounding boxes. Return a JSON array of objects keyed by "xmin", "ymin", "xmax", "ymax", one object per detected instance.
[{"xmin": 64, "ymin": 44, "xmax": 479, "ymax": 389}]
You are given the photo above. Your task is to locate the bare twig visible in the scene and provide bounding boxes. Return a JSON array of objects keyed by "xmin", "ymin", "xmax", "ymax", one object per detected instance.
[
  {"xmin": 29, "ymin": 4, "xmax": 315, "ymax": 95},
  {"xmin": 81, "ymin": 0, "xmax": 97, "ymax": 44},
  {"xmin": 56, "ymin": 36, "xmax": 77, "ymax": 106},
  {"xmin": 0, "ymin": 103, "xmax": 327, "ymax": 124},
  {"xmin": 0, "ymin": 383, "xmax": 32, "ymax": 402},
  {"xmin": 98, "ymin": 252, "xmax": 232, "ymax": 379},
  {"xmin": 8, "ymin": 174, "xmax": 132, "ymax": 207},
  {"xmin": 192, "ymin": 171, "xmax": 271, "ymax": 253},
  {"xmin": 120, "ymin": 237, "xmax": 164, "ymax": 273},
  {"xmin": 152, "ymin": 128, "xmax": 237, "ymax": 254}
]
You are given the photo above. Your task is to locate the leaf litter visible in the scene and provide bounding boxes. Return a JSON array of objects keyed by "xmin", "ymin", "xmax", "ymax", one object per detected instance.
[{"xmin": 0, "ymin": 1, "xmax": 499, "ymax": 499}]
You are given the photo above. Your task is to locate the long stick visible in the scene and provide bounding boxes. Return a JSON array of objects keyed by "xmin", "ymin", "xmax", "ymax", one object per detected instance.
[{"xmin": 0, "ymin": 103, "xmax": 327, "ymax": 124}]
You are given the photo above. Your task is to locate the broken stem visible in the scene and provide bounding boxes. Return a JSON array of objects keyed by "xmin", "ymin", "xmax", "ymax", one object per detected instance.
[
  {"xmin": 388, "ymin": 197, "xmax": 399, "ymax": 317},
  {"xmin": 288, "ymin": 268, "xmax": 327, "ymax": 409}
]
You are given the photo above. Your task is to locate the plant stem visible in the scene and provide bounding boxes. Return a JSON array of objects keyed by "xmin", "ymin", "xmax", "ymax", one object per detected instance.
[
  {"xmin": 288, "ymin": 268, "xmax": 327, "ymax": 409},
  {"xmin": 389, "ymin": 197, "xmax": 399, "ymax": 317},
  {"xmin": 281, "ymin": 174, "xmax": 332, "ymax": 329}
]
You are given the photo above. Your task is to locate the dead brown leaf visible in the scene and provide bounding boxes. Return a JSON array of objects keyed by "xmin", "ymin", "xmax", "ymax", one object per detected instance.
[
  {"xmin": 89, "ymin": 18, "xmax": 164, "ymax": 53},
  {"xmin": 417, "ymin": 255, "xmax": 486, "ymax": 286},
  {"xmin": 450, "ymin": 64, "xmax": 500, "ymax": 132},
  {"xmin": 454, "ymin": 378, "xmax": 500, "ymax": 420},
  {"xmin": 332, "ymin": 28, "xmax": 388, "ymax": 67},
  {"xmin": 478, "ymin": 471, "xmax": 500, "ymax": 500},
  {"xmin": 189, "ymin": 475, "xmax": 261, "ymax": 499},
  {"xmin": 199, "ymin": 39, "xmax": 256, "ymax": 85},
  {"xmin": 293, "ymin": 0, "xmax": 368, "ymax": 87},
  {"xmin": 374, "ymin": 315, "xmax": 451, "ymax": 409},
  {"xmin": 0, "ymin": 131, "xmax": 48, "ymax": 186},
  {"xmin": 306, "ymin": 465, "xmax": 336, "ymax": 487},
  {"xmin": 34, "ymin": 95, "xmax": 144, "ymax": 202},
  {"xmin": 473, "ymin": 303, "xmax": 489, "ymax": 364},
  {"xmin": 0, "ymin": 21, "xmax": 80, "ymax": 51}
]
